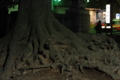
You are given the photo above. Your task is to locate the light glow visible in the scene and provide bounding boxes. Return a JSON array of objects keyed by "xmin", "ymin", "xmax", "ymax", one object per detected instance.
[
  {"xmin": 102, "ymin": 26, "xmax": 111, "ymax": 29},
  {"xmin": 106, "ymin": 4, "xmax": 111, "ymax": 23},
  {"xmin": 106, "ymin": 26, "xmax": 111, "ymax": 29},
  {"xmin": 87, "ymin": 0, "xmax": 90, "ymax": 2},
  {"xmin": 102, "ymin": 26, "xmax": 105, "ymax": 28},
  {"xmin": 106, "ymin": 26, "xmax": 111, "ymax": 28},
  {"xmin": 54, "ymin": 0, "xmax": 61, "ymax": 2},
  {"xmin": 116, "ymin": 13, "xmax": 120, "ymax": 19}
]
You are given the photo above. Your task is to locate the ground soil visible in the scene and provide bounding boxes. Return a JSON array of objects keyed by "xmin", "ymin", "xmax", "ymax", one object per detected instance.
[
  {"xmin": 9, "ymin": 67, "xmax": 115, "ymax": 80},
  {"xmin": 1, "ymin": 36, "xmax": 120, "ymax": 80}
]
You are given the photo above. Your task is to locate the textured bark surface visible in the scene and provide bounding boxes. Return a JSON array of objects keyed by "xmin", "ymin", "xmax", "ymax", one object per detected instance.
[{"xmin": 0, "ymin": 0, "xmax": 120, "ymax": 80}]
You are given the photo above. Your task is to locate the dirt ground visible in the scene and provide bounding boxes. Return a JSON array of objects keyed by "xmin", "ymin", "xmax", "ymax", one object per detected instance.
[{"xmin": 9, "ymin": 67, "xmax": 115, "ymax": 80}]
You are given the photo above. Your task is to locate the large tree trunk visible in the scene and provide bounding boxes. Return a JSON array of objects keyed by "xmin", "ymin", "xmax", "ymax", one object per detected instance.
[
  {"xmin": 0, "ymin": 0, "xmax": 79, "ymax": 79},
  {"xmin": 0, "ymin": 0, "xmax": 120, "ymax": 80}
]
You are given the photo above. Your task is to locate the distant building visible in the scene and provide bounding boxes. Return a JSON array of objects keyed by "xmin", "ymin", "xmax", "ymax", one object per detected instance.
[{"xmin": 52, "ymin": 0, "xmax": 106, "ymax": 25}]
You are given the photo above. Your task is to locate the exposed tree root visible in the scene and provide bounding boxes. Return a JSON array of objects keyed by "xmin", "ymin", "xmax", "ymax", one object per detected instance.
[
  {"xmin": 1, "ymin": 31, "xmax": 120, "ymax": 80},
  {"xmin": 1, "ymin": 23, "xmax": 120, "ymax": 80}
]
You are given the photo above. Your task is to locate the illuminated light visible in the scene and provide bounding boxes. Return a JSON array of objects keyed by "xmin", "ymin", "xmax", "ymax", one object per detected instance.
[
  {"xmin": 102, "ymin": 26, "xmax": 105, "ymax": 29},
  {"xmin": 58, "ymin": 0, "xmax": 61, "ymax": 2},
  {"xmin": 54, "ymin": 0, "xmax": 61, "ymax": 2},
  {"xmin": 106, "ymin": 4, "xmax": 111, "ymax": 23},
  {"xmin": 87, "ymin": 0, "xmax": 90, "ymax": 2},
  {"xmin": 116, "ymin": 13, "xmax": 120, "ymax": 19},
  {"xmin": 106, "ymin": 26, "xmax": 111, "ymax": 29},
  {"xmin": 102, "ymin": 26, "xmax": 111, "ymax": 29}
]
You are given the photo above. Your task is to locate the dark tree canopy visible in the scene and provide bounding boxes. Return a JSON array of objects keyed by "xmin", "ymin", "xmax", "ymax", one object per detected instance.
[
  {"xmin": 0, "ymin": 0, "xmax": 18, "ymax": 8},
  {"xmin": 0, "ymin": 0, "xmax": 120, "ymax": 80}
]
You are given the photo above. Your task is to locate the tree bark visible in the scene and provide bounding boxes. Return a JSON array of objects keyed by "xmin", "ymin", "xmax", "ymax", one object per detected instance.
[{"xmin": 0, "ymin": 0, "xmax": 79, "ymax": 79}]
